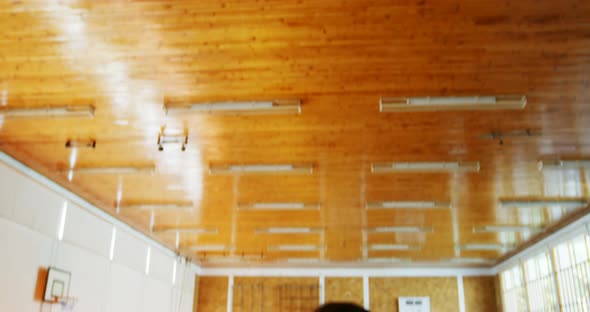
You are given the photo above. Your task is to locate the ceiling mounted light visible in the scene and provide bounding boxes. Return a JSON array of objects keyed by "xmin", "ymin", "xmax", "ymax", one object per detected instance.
[
  {"xmin": 538, "ymin": 160, "xmax": 590, "ymax": 170},
  {"xmin": 365, "ymin": 244, "xmax": 421, "ymax": 251},
  {"xmin": 238, "ymin": 202, "xmax": 320, "ymax": 211},
  {"xmin": 458, "ymin": 243, "xmax": 514, "ymax": 251},
  {"xmin": 120, "ymin": 202, "xmax": 193, "ymax": 211},
  {"xmin": 371, "ymin": 161, "xmax": 480, "ymax": 173},
  {"xmin": 379, "ymin": 95, "xmax": 526, "ymax": 112},
  {"xmin": 61, "ymin": 165, "xmax": 155, "ymax": 175},
  {"xmin": 153, "ymin": 227, "xmax": 218, "ymax": 234},
  {"xmin": 366, "ymin": 226, "xmax": 433, "ymax": 234},
  {"xmin": 189, "ymin": 245, "xmax": 235, "ymax": 252},
  {"xmin": 201, "ymin": 255, "xmax": 262, "ymax": 263},
  {"xmin": 444, "ymin": 257, "xmax": 495, "ymax": 264},
  {"xmin": 365, "ymin": 257, "xmax": 410, "ymax": 264},
  {"xmin": 268, "ymin": 245, "xmax": 324, "ymax": 252},
  {"xmin": 366, "ymin": 201, "xmax": 450, "ymax": 210},
  {"xmin": 166, "ymin": 99, "xmax": 301, "ymax": 115},
  {"xmin": 256, "ymin": 227, "xmax": 323, "ymax": 234},
  {"xmin": 209, "ymin": 164, "xmax": 313, "ymax": 174},
  {"xmin": 281, "ymin": 258, "xmax": 325, "ymax": 264},
  {"xmin": 0, "ymin": 105, "xmax": 94, "ymax": 118},
  {"xmin": 499, "ymin": 198, "xmax": 588, "ymax": 209},
  {"xmin": 473, "ymin": 225, "xmax": 543, "ymax": 233}
]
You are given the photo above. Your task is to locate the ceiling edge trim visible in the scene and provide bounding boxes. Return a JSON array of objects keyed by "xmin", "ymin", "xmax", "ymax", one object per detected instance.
[{"xmin": 198, "ymin": 267, "xmax": 494, "ymax": 277}]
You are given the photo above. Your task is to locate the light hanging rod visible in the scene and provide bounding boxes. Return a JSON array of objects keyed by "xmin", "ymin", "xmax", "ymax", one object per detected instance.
[
  {"xmin": 499, "ymin": 198, "xmax": 588, "ymax": 209},
  {"xmin": 166, "ymin": 99, "xmax": 301, "ymax": 115},
  {"xmin": 366, "ymin": 201, "xmax": 451, "ymax": 210},
  {"xmin": 380, "ymin": 95, "xmax": 526, "ymax": 112},
  {"xmin": 472, "ymin": 225, "xmax": 543, "ymax": 233},
  {"xmin": 538, "ymin": 159, "xmax": 590, "ymax": 170},
  {"xmin": 371, "ymin": 161, "xmax": 480, "ymax": 173},
  {"xmin": 61, "ymin": 165, "xmax": 156, "ymax": 175},
  {"xmin": 120, "ymin": 202, "xmax": 194, "ymax": 211},
  {"xmin": 0, "ymin": 105, "xmax": 94, "ymax": 118},
  {"xmin": 238, "ymin": 202, "xmax": 320, "ymax": 211},
  {"xmin": 209, "ymin": 163, "xmax": 313, "ymax": 175}
]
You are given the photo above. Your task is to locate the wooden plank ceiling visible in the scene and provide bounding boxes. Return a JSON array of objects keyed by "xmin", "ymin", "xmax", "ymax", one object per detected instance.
[{"xmin": 1, "ymin": 0, "xmax": 590, "ymax": 266}]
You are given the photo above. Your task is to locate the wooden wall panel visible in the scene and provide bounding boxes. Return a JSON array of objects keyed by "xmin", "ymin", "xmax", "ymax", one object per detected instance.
[
  {"xmin": 324, "ymin": 277, "xmax": 363, "ymax": 306},
  {"xmin": 193, "ymin": 275, "xmax": 200, "ymax": 312},
  {"xmin": 197, "ymin": 276, "xmax": 228, "ymax": 312},
  {"xmin": 369, "ymin": 277, "xmax": 459, "ymax": 312},
  {"xmin": 233, "ymin": 277, "xmax": 319, "ymax": 312},
  {"xmin": 463, "ymin": 276, "xmax": 498, "ymax": 312}
]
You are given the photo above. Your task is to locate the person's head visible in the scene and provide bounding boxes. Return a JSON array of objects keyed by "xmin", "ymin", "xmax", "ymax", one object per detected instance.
[{"xmin": 315, "ymin": 302, "xmax": 368, "ymax": 312}]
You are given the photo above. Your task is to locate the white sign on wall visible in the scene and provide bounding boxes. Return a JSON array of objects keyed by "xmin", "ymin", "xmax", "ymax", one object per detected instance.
[{"xmin": 398, "ymin": 297, "xmax": 430, "ymax": 312}]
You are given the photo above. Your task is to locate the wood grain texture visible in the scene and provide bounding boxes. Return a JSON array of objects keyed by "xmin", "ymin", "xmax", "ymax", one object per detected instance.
[
  {"xmin": 369, "ymin": 277, "xmax": 459, "ymax": 311},
  {"xmin": 197, "ymin": 276, "xmax": 228, "ymax": 312},
  {"xmin": 463, "ymin": 276, "xmax": 498, "ymax": 312},
  {"xmin": 324, "ymin": 277, "xmax": 364, "ymax": 306},
  {"xmin": 233, "ymin": 277, "xmax": 319, "ymax": 312},
  {"xmin": 1, "ymin": 0, "xmax": 590, "ymax": 264}
]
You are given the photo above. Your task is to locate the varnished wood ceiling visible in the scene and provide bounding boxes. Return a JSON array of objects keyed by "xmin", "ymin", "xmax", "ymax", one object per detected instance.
[{"xmin": 1, "ymin": 0, "xmax": 590, "ymax": 266}]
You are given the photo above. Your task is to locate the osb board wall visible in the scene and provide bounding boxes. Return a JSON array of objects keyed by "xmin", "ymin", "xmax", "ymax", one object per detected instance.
[
  {"xmin": 197, "ymin": 276, "xmax": 228, "ymax": 312},
  {"xmin": 324, "ymin": 277, "xmax": 363, "ymax": 306},
  {"xmin": 463, "ymin": 276, "xmax": 498, "ymax": 312},
  {"xmin": 233, "ymin": 277, "xmax": 319, "ymax": 312},
  {"xmin": 369, "ymin": 277, "xmax": 459, "ymax": 312}
]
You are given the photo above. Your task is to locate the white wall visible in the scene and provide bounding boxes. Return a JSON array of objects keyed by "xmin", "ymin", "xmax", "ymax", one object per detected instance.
[{"xmin": 0, "ymin": 153, "xmax": 198, "ymax": 312}]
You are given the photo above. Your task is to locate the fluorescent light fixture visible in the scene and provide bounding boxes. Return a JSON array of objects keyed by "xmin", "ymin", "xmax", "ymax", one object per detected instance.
[
  {"xmin": 372, "ymin": 161, "xmax": 480, "ymax": 173},
  {"xmin": 473, "ymin": 225, "xmax": 543, "ymax": 233},
  {"xmin": 366, "ymin": 201, "xmax": 450, "ymax": 210},
  {"xmin": 153, "ymin": 227, "xmax": 218, "ymax": 234},
  {"xmin": 458, "ymin": 243, "xmax": 514, "ymax": 251},
  {"xmin": 62, "ymin": 165, "xmax": 155, "ymax": 175},
  {"xmin": 366, "ymin": 244, "xmax": 421, "ymax": 251},
  {"xmin": 0, "ymin": 105, "xmax": 94, "ymax": 118},
  {"xmin": 268, "ymin": 244, "xmax": 324, "ymax": 252},
  {"xmin": 281, "ymin": 258, "xmax": 325, "ymax": 264},
  {"xmin": 499, "ymin": 198, "xmax": 588, "ymax": 209},
  {"xmin": 166, "ymin": 99, "xmax": 301, "ymax": 115},
  {"xmin": 238, "ymin": 202, "xmax": 320, "ymax": 211},
  {"xmin": 444, "ymin": 257, "xmax": 495, "ymax": 264},
  {"xmin": 380, "ymin": 95, "xmax": 526, "ymax": 112},
  {"xmin": 365, "ymin": 257, "xmax": 410, "ymax": 264},
  {"xmin": 538, "ymin": 159, "xmax": 590, "ymax": 170},
  {"xmin": 366, "ymin": 226, "xmax": 433, "ymax": 234},
  {"xmin": 210, "ymin": 164, "xmax": 313, "ymax": 174},
  {"xmin": 120, "ymin": 202, "xmax": 193, "ymax": 211},
  {"xmin": 189, "ymin": 245, "xmax": 235, "ymax": 252},
  {"xmin": 256, "ymin": 227, "xmax": 322, "ymax": 234},
  {"xmin": 109, "ymin": 227, "xmax": 117, "ymax": 261},
  {"xmin": 57, "ymin": 201, "xmax": 68, "ymax": 241},
  {"xmin": 202, "ymin": 255, "xmax": 263, "ymax": 263}
]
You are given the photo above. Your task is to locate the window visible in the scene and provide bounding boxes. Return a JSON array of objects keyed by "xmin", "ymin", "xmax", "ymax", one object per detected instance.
[
  {"xmin": 502, "ymin": 265, "xmax": 528, "ymax": 312},
  {"xmin": 524, "ymin": 252, "xmax": 558, "ymax": 311},
  {"xmin": 553, "ymin": 234, "xmax": 590, "ymax": 312}
]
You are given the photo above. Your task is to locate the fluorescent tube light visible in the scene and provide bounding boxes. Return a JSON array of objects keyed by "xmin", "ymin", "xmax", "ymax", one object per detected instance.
[
  {"xmin": 380, "ymin": 95, "xmax": 526, "ymax": 112},
  {"xmin": 366, "ymin": 244, "xmax": 421, "ymax": 251},
  {"xmin": 238, "ymin": 202, "xmax": 320, "ymax": 211},
  {"xmin": 166, "ymin": 100, "xmax": 301, "ymax": 115},
  {"xmin": 366, "ymin": 201, "xmax": 450, "ymax": 210},
  {"xmin": 499, "ymin": 198, "xmax": 588, "ymax": 209},
  {"xmin": 210, "ymin": 164, "xmax": 313, "ymax": 174},
  {"xmin": 153, "ymin": 227, "xmax": 218, "ymax": 234},
  {"xmin": 62, "ymin": 165, "xmax": 155, "ymax": 175},
  {"xmin": 371, "ymin": 161, "xmax": 480, "ymax": 173},
  {"xmin": 0, "ymin": 105, "xmax": 94, "ymax": 118},
  {"xmin": 256, "ymin": 227, "xmax": 322, "ymax": 234},
  {"xmin": 120, "ymin": 202, "xmax": 194, "ymax": 211},
  {"xmin": 473, "ymin": 225, "xmax": 542, "ymax": 233},
  {"xmin": 539, "ymin": 160, "xmax": 590, "ymax": 170},
  {"xmin": 444, "ymin": 257, "xmax": 495, "ymax": 264},
  {"xmin": 190, "ymin": 245, "xmax": 235, "ymax": 252},
  {"xmin": 281, "ymin": 258, "xmax": 325, "ymax": 264},
  {"xmin": 365, "ymin": 257, "xmax": 410, "ymax": 264},
  {"xmin": 268, "ymin": 244, "xmax": 323, "ymax": 252},
  {"xmin": 459, "ymin": 243, "xmax": 514, "ymax": 251},
  {"xmin": 366, "ymin": 226, "xmax": 433, "ymax": 233},
  {"xmin": 202, "ymin": 255, "xmax": 262, "ymax": 263}
]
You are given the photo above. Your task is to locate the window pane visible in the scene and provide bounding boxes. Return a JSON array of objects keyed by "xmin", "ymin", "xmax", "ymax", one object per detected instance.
[
  {"xmin": 554, "ymin": 234, "xmax": 590, "ymax": 312},
  {"xmin": 525, "ymin": 252, "xmax": 558, "ymax": 312},
  {"xmin": 502, "ymin": 265, "xmax": 528, "ymax": 312}
]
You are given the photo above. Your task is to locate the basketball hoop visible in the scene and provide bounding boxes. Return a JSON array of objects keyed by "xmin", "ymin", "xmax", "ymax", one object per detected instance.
[{"xmin": 53, "ymin": 296, "xmax": 78, "ymax": 311}]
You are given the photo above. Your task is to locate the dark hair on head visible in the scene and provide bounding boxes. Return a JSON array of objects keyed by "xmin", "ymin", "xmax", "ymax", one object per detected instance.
[{"xmin": 315, "ymin": 302, "xmax": 369, "ymax": 312}]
